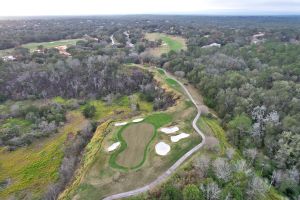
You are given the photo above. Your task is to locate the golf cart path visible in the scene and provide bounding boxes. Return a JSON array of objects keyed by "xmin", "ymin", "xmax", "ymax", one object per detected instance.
[{"xmin": 103, "ymin": 68, "xmax": 206, "ymax": 200}]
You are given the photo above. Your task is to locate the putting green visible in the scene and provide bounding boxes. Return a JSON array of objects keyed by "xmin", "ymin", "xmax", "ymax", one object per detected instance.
[
  {"xmin": 116, "ymin": 123, "xmax": 154, "ymax": 168},
  {"xmin": 109, "ymin": 113, "xmax": 172, "ymax": 170}
]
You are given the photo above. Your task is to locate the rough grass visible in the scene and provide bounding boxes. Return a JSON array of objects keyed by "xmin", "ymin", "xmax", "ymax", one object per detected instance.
[
  {"xmin": 0, "ymin": 118, "xmax": 32, "ymax": 134},
  {"xmin": 84, "ymin": 94, "xmax": 152, "ymax": 121},
  {"xmin": 198, "ymin": 117, "xmax": 232, "ymax": 156},
  {"xmin": 115, "ymin": 123, "xmax": 155, "ymax": 168},
  {"xmin": 145, "ymin": 33, "xmax": 187, "ymax": 56},
  {"xmin": 58, "ymin": 120, "xmax": 111, "ymax": 200},
  {"xmin": 0, "ymin": 111, "xmax": 88, "ymax": 199}
]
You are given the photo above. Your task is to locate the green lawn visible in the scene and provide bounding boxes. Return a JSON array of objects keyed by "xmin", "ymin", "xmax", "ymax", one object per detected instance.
[
  {"xmin": 165, "ymin": 78, "xmax": 181, "ymax": 91},
  {"xmin": 145, "ymin": 33, "xmax": 187, "ymax": 56},
  {"xmin": 161, "ymin": 36, "xmax": 184, "ymax": 51},
  {"xmin": 0, "ymin": 38, "xmax": 81, "ymax": 56},
  {"xmin": 22, "ymin": 39, "xmax": 81, "ymax": 51},
  {"xmin": 109, "ymin": 113, "xmax": 172, "ymax": 170}
]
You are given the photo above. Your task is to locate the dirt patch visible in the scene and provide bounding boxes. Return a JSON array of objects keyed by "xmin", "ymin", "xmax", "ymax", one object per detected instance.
[{"xmin": 116, "ymin": 123, "xmax": 154, "ymax": 168}]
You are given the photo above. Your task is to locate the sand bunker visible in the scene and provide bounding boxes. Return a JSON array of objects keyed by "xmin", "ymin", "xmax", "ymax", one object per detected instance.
[
  {"xmin": 132, "ymin": 118, "xmax": 144, "ymax": 123},
  {"xmin": 160, "ymin": 126, "xmax": 179, "ymax": 134},
  {"xmin": 114, "ymin": 122, "xmax": 128, "ymax": 126},
  {"xmin": 171, "ymin": 133, "xmax": 190, "ymax": 142},
  {"xmin": 107, "ymin": 142, "xmax": 121, "ymax": 152},
  {"xmin": 155, "ymin": 142, "xmax": 171, "ymax": 156}
]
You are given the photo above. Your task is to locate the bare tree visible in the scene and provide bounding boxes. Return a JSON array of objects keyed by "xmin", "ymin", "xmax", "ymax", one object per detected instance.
[
  {"xmin": 212, "ymin": 158, "xmax": 232, "ymax": 182},
  {"xmin": 246, "ymin": 176, "xmax": 269, "ymax": 200},
  {"xmin": 193, "ymin": 154, "xmax": 211, "ymax": 177},
  {"xmin": 200, "ymin": 181, "xmax": 221, "ymax": 200}
]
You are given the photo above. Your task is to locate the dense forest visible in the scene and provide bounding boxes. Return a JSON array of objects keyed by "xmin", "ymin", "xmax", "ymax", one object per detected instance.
[{"xmin": 0, "ymin": 16, "xmax": 299, "ymax": 199}]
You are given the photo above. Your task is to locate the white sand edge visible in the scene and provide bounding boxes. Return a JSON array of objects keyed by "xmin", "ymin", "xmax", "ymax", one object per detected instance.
[
  {"xmin": 155, "ymin": 142, "xmax": 171, "ymax": 156},
  {"xmin": 171, "ymin": 133, "xmax": 190, "ymax": 143},
  {"xmin": 132, "ymin": 118, "xmax": 144, "ymax": 123},
  {"xmin": 107, "ymin": 142, "xmax": 121, "ymax": 152},
  {"xmin": 114, "ymin": 122, "xmax": 128, "ymax": 126},
  {"xmin": 160, "ymin": 126, "xmax": 179, "ymax": 134}
]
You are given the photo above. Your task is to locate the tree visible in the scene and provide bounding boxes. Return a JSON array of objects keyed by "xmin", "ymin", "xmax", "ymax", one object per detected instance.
[
  {"xmin": 200, "ymin": 179, "xmax": 222, "ymax": 200},
  {"xmin": 246, "ymin": 176, "xmax": 269, "ymax": 199},
  {"xmin": 183, "ymin": 184, "xmax": 203, "ymax": 200},
  {"xmin": 82, "ymin": 104, "xmax": 96, "ymax": 118},
  {"xmin": 275, "ymin": 131, "xmax": 300, "ymax": 169},
  {"xmin": 212, "ymin": 158, "xmax": 232, "ymax": 182},
  {"xmin": 160, "ymin": 184, "xmax": 182, "ymax": 200},
  {"xmin": 228, "ymin": 114, "xmax": 252, "ymax": 148}
]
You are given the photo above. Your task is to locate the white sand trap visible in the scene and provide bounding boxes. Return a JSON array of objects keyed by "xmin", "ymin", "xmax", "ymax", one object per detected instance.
[
  {"xmin": 160, "ymin": 126, "xmax": 179, "ymax": 134},
  {"xmin": 114, "ymin": 122, "xmax": 128, "ymax": 126},
  {"xmin": 171, "ymin": 133, "xmax": 190, "ymax": 143},
  {"xmin": 155, "ymin": 142, "xmax": 171, "ymax": 156},
  {"xmin": 107, "ymin": 142, "xmax": 121, "ymax": 152},
  {"xmin": 132, "ymin": 118, "xmax": 144, "ymax": 123}
]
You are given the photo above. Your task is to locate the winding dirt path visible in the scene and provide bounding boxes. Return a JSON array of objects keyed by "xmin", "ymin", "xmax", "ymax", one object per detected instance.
[{"xmin": 103, "ymin": 68, "xmax": 206, "ymax": 200}]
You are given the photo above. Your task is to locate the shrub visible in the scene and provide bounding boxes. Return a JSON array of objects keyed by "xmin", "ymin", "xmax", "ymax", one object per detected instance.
[
  {"xmin": 183, "ymin": 184, "xmax": 204, "ymax": 200},
  {"xmin": 82, "ymin": 104, "xmax": 96, "ymax": 118}
]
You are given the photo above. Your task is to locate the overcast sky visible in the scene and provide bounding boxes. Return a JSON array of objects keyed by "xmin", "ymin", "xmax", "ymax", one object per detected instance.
[{"xmin": 0, "ymin": 0, "xmax": 300, "ymax": 16}]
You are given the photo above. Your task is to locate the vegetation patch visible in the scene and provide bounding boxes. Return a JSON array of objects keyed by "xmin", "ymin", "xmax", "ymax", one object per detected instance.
[
  {"xmin": 165, "ymin": 78, "xmax": 181, "ymax": 91},
  {"xmin": 0, "ymin": 111, "xmax": 87, "ymax": 199}
]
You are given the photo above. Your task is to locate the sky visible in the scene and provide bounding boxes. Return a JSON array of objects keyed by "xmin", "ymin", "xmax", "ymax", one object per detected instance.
[{"xmin": 0, "ymin": 0, "xmax": 300, "ymax": 16}]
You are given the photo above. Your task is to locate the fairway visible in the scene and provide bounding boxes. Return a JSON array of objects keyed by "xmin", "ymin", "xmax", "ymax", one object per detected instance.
[
  {"xmin": 0, "ymin": 38, "xmax": 81, "ymax": 56},
  {"xmin": 116, "ymin": 123, "xmax": 155, "ymax": 168},
  {"xmin": 145, "ymin": 33, "xmax": 187, "ymax": 56}
]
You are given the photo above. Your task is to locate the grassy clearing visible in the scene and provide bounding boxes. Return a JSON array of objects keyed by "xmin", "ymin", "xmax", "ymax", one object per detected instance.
[
  {"xmin": 114, "ymin": 123, "xmax": 155, "ymax": 169},
  {"xmin": 0, "ymin": 111, "xmax": 88, "ymax": 199},
  {"xmin": 145, "ymin": 33, "xmax": 187, "ymax": 56},
  {"xmin": 143, "ymin": 113, "xmax": 172, "ymax": 128},
  {"xmin": 22, "ymin": 39, "xmax": 81, "ymax": 51},
  {"xmin": 83, "ymin": 94, "xmax": 153, "ymax": 121},
  {"xmin": 0, "ymin": 38, "xmax": 81, "ymax": 56},
  {"xmin": 157, "ymin": 68, "xmax": 165, "ymax": 75},
  {"xmin": 161, "ymin": 35, "xmax": 184, "ymax": 51},
  {"xmin": 165, "ymin": 78, "xmax": 181, "ymax": 91},
  {"xmin": 0, "ymin": 118, "xmax": 32, "ymax": 133}
]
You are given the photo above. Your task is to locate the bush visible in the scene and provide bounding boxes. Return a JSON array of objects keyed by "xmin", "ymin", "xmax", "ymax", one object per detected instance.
[
  {"xmin": 160, "ymin": 184, "xmax": 182, "ymax": 200},
  {"xmin": 183, "ymin": 184, "xmax": 203, "ymax": 200},
  {"xmin": 82, "ymin": 104, "xmax": 96, "ymax": 118}
]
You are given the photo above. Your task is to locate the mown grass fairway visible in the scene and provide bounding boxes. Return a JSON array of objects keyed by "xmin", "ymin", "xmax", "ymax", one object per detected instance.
[
  {"xmin": 145, "ymin": 33, "xmax": 187, "ymax": 56},
  {"xmin": 0, "ymin": 38, "xmax": 81, "ymax": 56},
  {"xmin": 116, "ymin": 123, "xmax": 155, "ymax": 168}
]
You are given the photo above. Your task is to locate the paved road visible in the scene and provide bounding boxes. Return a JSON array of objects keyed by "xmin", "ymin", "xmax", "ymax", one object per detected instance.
[
  {"xmin": 110, "ymin": 35, "xmax": 116, "ymax": 45},
  {"xmin": 103, "ymin": 68, "xmax": 206, "ymax": 200}
]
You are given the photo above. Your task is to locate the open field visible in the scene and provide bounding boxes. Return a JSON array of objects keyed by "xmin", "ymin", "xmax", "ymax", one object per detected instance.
[
  {"xmin": 0, "ymin": 38, "xmax": 81, "ymax": 56},
  {"xmin": 145, "ymin": 33, "xmax": 187, "ymax": 56},
  {"xmin": 115, "ymin": 123, "xmax": 154, "ymax": 168},
  {"xmin": 0, "ymin": 111, "xmax": 88, "ymax": 199}
]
